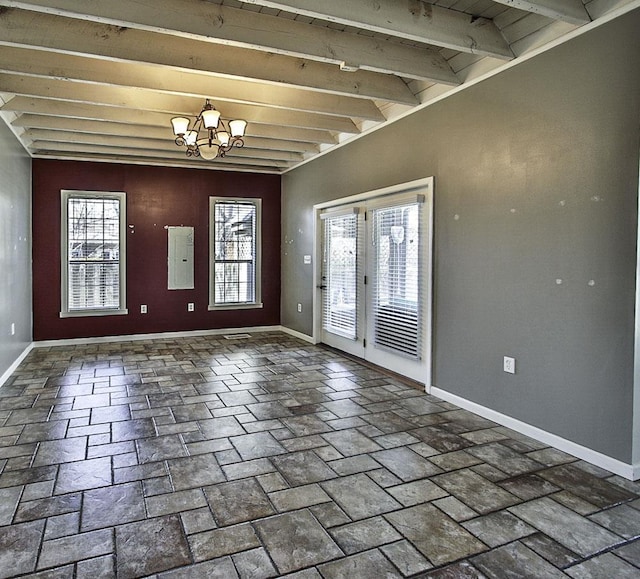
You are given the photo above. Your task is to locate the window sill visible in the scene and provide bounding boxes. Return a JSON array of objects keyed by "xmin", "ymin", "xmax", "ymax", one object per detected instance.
[
  {"xmin": 60, "ymin": 308, "xmax": 129, "ymax": 318},
  {"xmin": 208, "ymin": 302, "xmax": 264, "ymax": 311}
]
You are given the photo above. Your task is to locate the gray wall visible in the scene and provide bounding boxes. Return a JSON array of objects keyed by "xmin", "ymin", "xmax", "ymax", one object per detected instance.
[
  {"xmin": 0, "ymin": 119, "xmax": 32, "ymax": 382},
  {"xmin": 282, "ymin": 10, "xmax": 640, "ymax": 463}
]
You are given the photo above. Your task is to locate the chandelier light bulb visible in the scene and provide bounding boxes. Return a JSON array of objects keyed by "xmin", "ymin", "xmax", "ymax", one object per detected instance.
[
  {"xmin": 184, "ymin": 130, "xmax": 198, "ymax": 147},
  {"xmin": 171, "ymin": 117, "xmax": 190, "ymax": 136},
  {"xmin": 201, "ymin": 108, "xmax": 221, "ymax": 129},
  {"xmin": 229, "ymin": 119, "xmax": 247, "ymax": 138}
]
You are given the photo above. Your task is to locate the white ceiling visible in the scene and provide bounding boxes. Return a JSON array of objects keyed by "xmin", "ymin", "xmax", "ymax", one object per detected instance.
[{"xmin": 0, "ymin": 0, "xmax": 635, "ymax": 174}]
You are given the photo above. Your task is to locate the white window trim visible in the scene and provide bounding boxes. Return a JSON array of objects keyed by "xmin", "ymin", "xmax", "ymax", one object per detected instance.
[
  {"xmin": 60, "ymin": 190, "xmax": 128, "ymax": 318},
  {"xmin": 208, "ymin": 196, "xmax": 263, "ymax": 311}
]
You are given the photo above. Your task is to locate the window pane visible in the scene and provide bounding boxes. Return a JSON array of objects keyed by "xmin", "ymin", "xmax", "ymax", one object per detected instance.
[
  {"xmin": 212, "ymin": 201, "xmax": 257, "ymax": 305},
  {"xmin": 65, "ymin": 195, "xmax": 123, "ymax": 312},
  {"xmin": 68, "ymin": 263, "xmax": 120, "ymax": 310}
]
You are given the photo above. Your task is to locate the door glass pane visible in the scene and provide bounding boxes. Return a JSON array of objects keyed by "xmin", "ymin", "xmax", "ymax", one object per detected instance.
[
  {"xmin": 322, "ymin": 213, "xmax": 358, "ymax": 340},
  {"xmin": 372, "ymin": 203, "xmax": 422, "ymax": 358}
]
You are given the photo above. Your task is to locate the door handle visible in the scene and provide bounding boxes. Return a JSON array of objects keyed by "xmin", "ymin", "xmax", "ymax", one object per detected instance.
[{"xmin": 316, "ymin": 284, "xmax": 327, "ymax": 290}]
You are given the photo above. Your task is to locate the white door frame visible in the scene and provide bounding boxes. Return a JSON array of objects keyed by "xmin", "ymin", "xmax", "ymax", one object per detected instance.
[{"xmin": 313, "ymin": 177, "xmax": 434, "ymax": 391}]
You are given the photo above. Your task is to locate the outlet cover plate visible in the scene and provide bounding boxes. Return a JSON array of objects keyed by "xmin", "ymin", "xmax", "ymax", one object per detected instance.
[{"xmin": 504, "ymin": 356, "xmax": 516, "ymax": 374}]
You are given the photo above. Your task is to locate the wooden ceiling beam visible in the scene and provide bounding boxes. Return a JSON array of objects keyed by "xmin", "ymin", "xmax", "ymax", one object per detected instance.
[
  {"xmin": 491, "ymin": 0, "xmax": 590, "ymax": 26},
  {"xmin": 1, "ymin": 96, "xmax": 360, "ymax": 134},
  {"xmin": 20, "ymin": 126, "xmax": 320, "ymax": 154},
  {"xmin": 21, "ymin": 129, "xmax": 306, "ymax": 162},
  {"xmin": 237, "ymin": 0, "xmax": 514, "ymax": 59},
  {"xmin": 0, "ymin": 47, "xmax": 385, "ymax": 120},
  {"xmin": 0, "ymin": 71, "xmax": 382, "ymax": 124},
  {"xmin": 11, "ymin": 113, "xmax": 337, "ymax": 145},
  {"xmin": 0, "ymin": 0, "xmax": 460, "ymax": 83},
  {"xmin": 0, "ymin": 7, "xmax": 418, "ymax": 105},
  {"xmin": 29, "ymin": 141, "xmax": 293, "ymax": 168},
  {"xmin": 32, "ymin": 150, "xmax": 288, "ymax": 173}
]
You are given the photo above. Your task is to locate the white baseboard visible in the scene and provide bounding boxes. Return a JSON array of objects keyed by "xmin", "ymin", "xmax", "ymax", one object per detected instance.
[
  {"xmin": 279, "ymin": 326, "xmax": 316, "ymax": 344},
  {"xmin": 33, "ymin": 325, "xmax": 285, "ymax": 348},
  {"xmin": 431, "ymin": 386, "xmax": 639, "ymax": 481},
  {"xmin": 0, "ymin": 342, "xmax": 35, "ymax": 388}
]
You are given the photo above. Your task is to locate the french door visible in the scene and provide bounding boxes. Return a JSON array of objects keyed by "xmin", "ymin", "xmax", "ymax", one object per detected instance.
[
  {"xmin": 318, "ymin": 179, "xmax": 433, "ymax": 384},
  {"xmin": 320, "ymin": 208, "xmax": 365, "ymax": 359}
]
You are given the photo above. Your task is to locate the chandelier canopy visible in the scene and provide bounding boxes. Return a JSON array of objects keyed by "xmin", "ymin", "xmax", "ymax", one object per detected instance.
[{"xmin": 170, "ymin": 99, "xmax": 247, "ymax": 160}]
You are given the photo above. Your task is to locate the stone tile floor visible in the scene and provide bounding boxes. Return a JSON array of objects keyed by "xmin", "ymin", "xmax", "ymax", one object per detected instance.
[{"xmin": 1, "ymin": 331, "xmax": 639, "ymax": 578}]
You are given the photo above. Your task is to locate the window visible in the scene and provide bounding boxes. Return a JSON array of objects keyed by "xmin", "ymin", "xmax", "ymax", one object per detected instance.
[
  {"xmin": 60, "ymin": 190, "xmax": 127, "ymax": 317},
  {"xmin": 209, "ymin": 197, "xmax": 262, "ymax": 309}
]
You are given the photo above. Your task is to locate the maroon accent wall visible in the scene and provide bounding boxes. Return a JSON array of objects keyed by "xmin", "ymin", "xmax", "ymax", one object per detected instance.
[{"xmin": 32, "ymin": 160, "xmax": 281, "ymax": 341}]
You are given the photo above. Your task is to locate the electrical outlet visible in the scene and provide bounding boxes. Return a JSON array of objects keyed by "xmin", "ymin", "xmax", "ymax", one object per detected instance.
[
  {"xmin": 140, "ymin": 305, "xmax": 147, "ymax": 314},
  {"xmin": 503, "ymin": 356, "xmax": 516, "ymax": 374},
  {"xmin": 188, "ymin": 303, "xmax": 195, "ymax": 312},
  {"xmin": 297, "ymin": 303, "xmax": 302, "ymax": 313}
]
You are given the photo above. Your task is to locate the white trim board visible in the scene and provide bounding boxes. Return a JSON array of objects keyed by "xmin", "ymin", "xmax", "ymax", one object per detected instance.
[
  {"xmin": 33, "ymin": 325, "xmax": 284, "ymax": 348},
  {"xmin": 313, "ymin": 177, "xmax": 431, "ymax": 211},
  {"xmin": 632, "ymin": 152, "xmax": 640, "ymax": 467},
  {"xmin": 0, "ymin": 342, "xmax": 35, "ymax": 388},
  {"xmin": 431, "ymin": 386, "xmax": 640, "ymax": 481},
  {"xmin": 31, "ymin": 325, "xmax": 316, "ymax": 349},
  {"xmin": 279, "ymin": 326, "xmax": 316, "ymax": 344}
]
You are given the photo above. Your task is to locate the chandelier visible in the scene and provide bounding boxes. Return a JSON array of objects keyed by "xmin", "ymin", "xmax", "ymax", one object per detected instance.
[{"xmin": 170, "ymin": 99, "xmax": 247, "ymax": 160}]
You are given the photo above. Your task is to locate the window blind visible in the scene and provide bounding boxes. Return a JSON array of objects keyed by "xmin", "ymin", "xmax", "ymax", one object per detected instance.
[
  {"xmin": 371, "ymin": 201, "xmax": 423, "ymax": 358},
  {"xmin": 212, "ymin": 200, "xmax": 257, "ymax": 305},
  {"xmin": 321, "ymin": 211, "xmax": 359, "ymax": 340},
  {"xmin": 67, "ymin": 196, "xmax": 122, "ymax": 311}
]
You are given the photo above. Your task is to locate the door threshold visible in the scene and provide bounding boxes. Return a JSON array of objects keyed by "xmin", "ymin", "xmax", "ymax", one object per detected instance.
[{"xmin": 318, "ymin": 343, "xmax": 425, "ymax": 392}]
